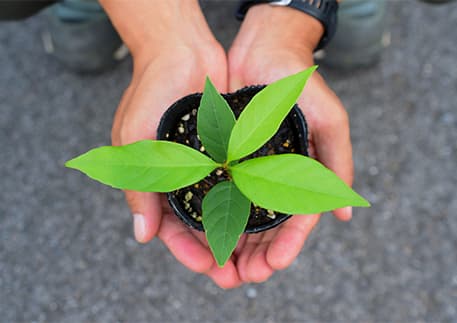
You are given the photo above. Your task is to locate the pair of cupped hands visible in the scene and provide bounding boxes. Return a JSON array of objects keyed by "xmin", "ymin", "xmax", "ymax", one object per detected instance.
[{"xmin": 109, "ymin": 4, "xmax": 353, "ymax": 289}]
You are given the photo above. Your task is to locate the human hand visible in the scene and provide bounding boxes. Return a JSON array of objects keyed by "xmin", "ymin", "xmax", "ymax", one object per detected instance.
[
  {"xmin": 227, "ymin": 5, "xmax": 354, "ymax": 283},
  {"xmin": 102, "ymin": 0, "xmax": 243, "ymax": 288}
]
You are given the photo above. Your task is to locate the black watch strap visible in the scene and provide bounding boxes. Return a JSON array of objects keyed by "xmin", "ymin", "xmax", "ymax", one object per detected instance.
[{"xmin": 236, "ymin": 0, "xmax": 338, "ymax": 50}]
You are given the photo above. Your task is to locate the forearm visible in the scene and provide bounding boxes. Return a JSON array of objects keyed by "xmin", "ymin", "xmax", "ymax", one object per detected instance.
[{"xmin": 99, "ymin": 0, "xmax": 215, "ymax": 62}]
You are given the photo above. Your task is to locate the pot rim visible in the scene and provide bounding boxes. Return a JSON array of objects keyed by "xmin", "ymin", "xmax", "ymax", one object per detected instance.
[{"xmin": 157, "ymin": 85, "xmax": 308, "ymax": 234}]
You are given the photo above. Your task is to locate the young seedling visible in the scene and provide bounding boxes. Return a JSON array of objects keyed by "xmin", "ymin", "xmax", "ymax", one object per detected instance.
[{"xmin": 66, "ymin": 66, "xmax": 370, "ymax": 267}]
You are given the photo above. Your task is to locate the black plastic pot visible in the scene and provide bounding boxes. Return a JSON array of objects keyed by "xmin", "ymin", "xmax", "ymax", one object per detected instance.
[{"xmin": 157, "ymin": 86, "xmax": 308, "ymax": 233}]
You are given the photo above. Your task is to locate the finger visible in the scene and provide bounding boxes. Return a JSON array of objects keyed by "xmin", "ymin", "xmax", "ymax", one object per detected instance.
[
  {"xmin": 170, "ymin": 216, "xmax": 242, "ymax": 288},
  {"xmin": 313, "ymin": 117, "xmax": 353, "ymax": 222},
  {"xmin": 245, "ymin": 231, "xmax": 276, "ymax": 283},
  {"xmin": 235, "ymin": 233, "xmax": 262, "ymax": 282},
  {"xmin": 266, "ymin": 214, "xmax": 320, "ymax": 270},
  {"xmin": 333, "ymin": 206, "xmax": 353, "ymax": 222},
  {"xmin": 158, "ymin": 211, "xmax": 214, "ymax": 274},
  {"xmin": 205, "ymin": 260, "xmax": 242, "ymax": 289},
  {"xmin": 236, "ymin": 232, "xmax": 274, "ymax": 283},
  {"xmin": 301, "ymin": 78, "xmax": 354, "ymax": 221},
  {"xmin": 124, "ymin": 190, "xmax": 162, "ymax": 243},
  {"xmin": 233, "ymin": 234, "xmax": 247, "ymax": 257}
]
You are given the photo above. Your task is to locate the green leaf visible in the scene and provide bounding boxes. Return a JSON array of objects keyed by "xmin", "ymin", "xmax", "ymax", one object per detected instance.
[
  {"xmin": 227, "ymin": 66, "xmax": 317, "ymax": 162},
  {"xmin": 197, "ymin": 77, "xmax": 236, "ymax": 163},
  {"xmin": 65, "ymin": 140, "xmax": 218, "ymax": 192},
  {"xmin": 230, "ymin": 154, "xmax": 370, "ymax": 214},
  {"xmin": 202, "ymin": 181, "xmax": 251, "ymax": 267}
]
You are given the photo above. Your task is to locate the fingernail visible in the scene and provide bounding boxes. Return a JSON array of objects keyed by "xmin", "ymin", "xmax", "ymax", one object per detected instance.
[
  {"xmin": 343, "ymin": 207, "xmax": 353, "ymax": 220},
  {"xmin": 133, "ymin": 213, "xmax": 146, "ymax": 242}
]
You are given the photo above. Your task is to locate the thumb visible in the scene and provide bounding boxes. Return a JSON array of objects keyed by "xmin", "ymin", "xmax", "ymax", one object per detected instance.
[
  {"xmin": 301, "ymin": 76, "xmax": 354, "ymax": 222},
  {"xmin": 124, "ymin": 190, "xmax": 162, "ymax": 243}
]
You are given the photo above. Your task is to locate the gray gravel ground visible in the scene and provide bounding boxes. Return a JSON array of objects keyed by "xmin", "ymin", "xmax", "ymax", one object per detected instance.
[{"xmin": 1, "ymin": 1, "xmax": 457, "ymax": 322}]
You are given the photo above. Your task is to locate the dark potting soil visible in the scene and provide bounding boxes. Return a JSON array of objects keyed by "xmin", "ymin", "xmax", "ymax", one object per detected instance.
[{"xmin": 163, "ymin": 87, "xmax": 306, "ymax": 231}]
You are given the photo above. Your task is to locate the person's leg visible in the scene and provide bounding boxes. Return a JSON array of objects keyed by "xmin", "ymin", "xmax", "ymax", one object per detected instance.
[
  {"xmin": 320, "ymin": 0, "xmax": 455, "ymax": 69},
  {"xmin": 42, "ymin": 0, "xmax": 127, "ymax": 73},
  {"xmin": 318, "ymin": 0, "xmax": 387, "ymax": 69},
  {"xmin": 420, "ymin": 0, "xmax": 455, "ymax": 3},
  {"xmin": 0, "ymin": 1, "xmax": 56, "ymax": 20}
]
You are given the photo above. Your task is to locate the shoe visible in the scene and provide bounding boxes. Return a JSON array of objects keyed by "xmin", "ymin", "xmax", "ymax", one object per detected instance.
[
  {"xmin": 419, "ymin": 0, "xmax": 455, "ymax": 3},
  {"xmin": 317, "ymin": 0, "xmax": 387, "ymax": 69},
  {"xmin": 41, "ymin": 0, "xmax": 128, "ymax": 73}
]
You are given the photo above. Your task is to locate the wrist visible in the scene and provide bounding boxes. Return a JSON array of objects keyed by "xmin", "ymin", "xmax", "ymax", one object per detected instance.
[{"xmin": 242, "ymin": 4, "xmax": 324, "ymax": 52}]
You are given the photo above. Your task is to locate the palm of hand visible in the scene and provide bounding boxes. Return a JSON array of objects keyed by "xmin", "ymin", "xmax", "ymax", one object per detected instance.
[
  {"xmin": 112, "ymin": 50, "xmax": 245, "ymax": 288},
  {"xmin": 223, "ymin": 50, "xmax": 322, "ymax": 284},
  {"xmin": 225, "ymin": 46, "xmax": 354, "ymax": 283}
]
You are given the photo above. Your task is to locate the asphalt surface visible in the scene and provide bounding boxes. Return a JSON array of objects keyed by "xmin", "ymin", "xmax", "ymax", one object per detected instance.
[{"xmin": 1, "ymin": 1, "xmax": 457, "ymax": 322}]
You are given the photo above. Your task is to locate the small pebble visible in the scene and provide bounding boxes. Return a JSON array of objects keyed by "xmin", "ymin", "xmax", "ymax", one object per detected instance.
[
  {"xmin": 200, "ymin": 146, "xmax": 205, "ymax": 152},
  {"xmin": 215, "ymin": 169, "xmax": 223, "ymax": 176},
  {"xmin": 451, "ymin": 275, "xmax": 457, "ymax": 286},
  {"xmin": 369, "ymin": 166, "xmax": 379, "ymax": 176},
  {"xmin": 196, "ymin": 216, "xmax": 202, "ymax": 222},
  {"xmin": 440, "ymin": 112, "xmax": 454, "ymax": 124},
  {"xmin": 185, "ymin": 191, "xmax": 193, "ymax": 202},
  {"xmin": 191, "ymin": 212, "xmax": 198, "ymax": 219},
  {"xmin": 423, "ymin": 63, "xmax": 433, "ymax": 76},
  {"xmin": 192, "ymin": 109, "xmax": 197, "ymax": 116},
  {"xmin": 178, "ymin": 126, "xmax": 185, "ymax": 134},
  {"xmin": 246, "ymin": 287, "xmax": 257, "ymax": 299},
  {"xmin": 267, "ymin": 209, "xmax": 276, "ymax": 219},
  {"xmin": 181, "ymin": 114, "xmax": 190, "ymax": 121},
  {"xmin": 165, "ymin": 133, "xmax": 169, "ymax": 138}
]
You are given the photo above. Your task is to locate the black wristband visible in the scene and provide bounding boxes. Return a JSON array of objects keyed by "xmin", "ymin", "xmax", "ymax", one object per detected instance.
[{"xmin": 236, "ymin": 0, "xmax": 338, "ymax": 50}]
